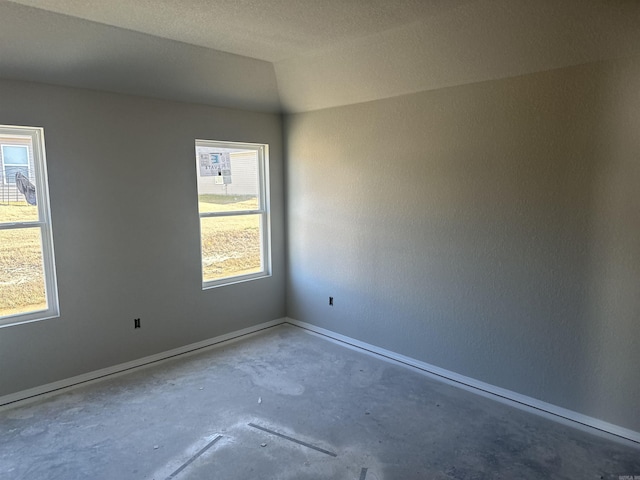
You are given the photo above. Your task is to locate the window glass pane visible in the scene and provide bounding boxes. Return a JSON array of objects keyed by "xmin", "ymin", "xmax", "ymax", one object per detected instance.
[
  {"xmin": 195, "ymin": 145, "xmax": 260, "ymax": 212},
  {"xmin": 200, "ymin": 214, "xmax": 263, "ymax": 282},
  {"xmin": 0, "ymin": 227, "xmax": 47, "ymax": 318},
  {"xmin": 1, "ymin": 140, "xmax": 37, "ymax": 208}
]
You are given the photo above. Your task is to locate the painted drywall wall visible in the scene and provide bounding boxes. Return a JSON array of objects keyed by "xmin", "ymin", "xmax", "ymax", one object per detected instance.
[
  {"xmin": 286, "ymin": 56, "xmax": 640, "ymax": 432},
  {"xmin": 0, "ymin": 79, "xmax": 285, "ymax": 397}
]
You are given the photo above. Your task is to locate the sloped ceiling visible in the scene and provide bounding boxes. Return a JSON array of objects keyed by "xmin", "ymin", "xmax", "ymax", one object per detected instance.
[
  {"xmin": 0, "ymin": 2, "xmax": 281, "ymax": 112},
  {"xmin": 2, "ymin": 0, "xmax": 640, "ymax": 113},
  {"xmin": 6, "ymin": 0, "xmax": 471, "ymax": 62}
]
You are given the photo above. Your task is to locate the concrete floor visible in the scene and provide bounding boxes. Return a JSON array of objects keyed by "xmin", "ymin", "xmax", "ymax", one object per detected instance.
[{"xmin": 1, "ymin": 324, "xmax": 638, "ymax": 479}]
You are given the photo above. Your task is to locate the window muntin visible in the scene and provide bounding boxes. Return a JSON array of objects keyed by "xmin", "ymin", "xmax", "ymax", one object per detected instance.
[
  {"xmin": 195, "ymin": 140, "xmax": 270, "ymax": 288},
  {"xmin": 0, "ymin": 126, "xmax": 58, "ymax": 326}
]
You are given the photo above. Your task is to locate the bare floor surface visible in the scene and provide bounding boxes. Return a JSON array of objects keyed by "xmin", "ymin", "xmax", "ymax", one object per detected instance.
[{"xmin": 0, "ymin": 324, "xmax": 638, "ymax": 479}]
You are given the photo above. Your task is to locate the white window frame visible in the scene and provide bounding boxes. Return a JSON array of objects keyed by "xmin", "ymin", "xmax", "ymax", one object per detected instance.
[
  {"xmin": 1, "ymin": 144, "xmax": 30, "ymax": 185},
  {"xmin": 195, "ymin": 139, "xmax": 271, "ymax": 289},
  {"xmin": 0, "ymin": 125, "xmax": 58, "ymax": 327}
]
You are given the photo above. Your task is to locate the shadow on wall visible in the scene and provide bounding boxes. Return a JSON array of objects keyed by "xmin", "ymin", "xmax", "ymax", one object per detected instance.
[{"xmin": 581, "ymin": 59, "xmax": 640, "ymax": 430}]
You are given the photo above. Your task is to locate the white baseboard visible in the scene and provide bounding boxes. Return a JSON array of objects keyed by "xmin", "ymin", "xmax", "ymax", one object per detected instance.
[
  {"xmin": 3, "ymin": 315, "xmax": 638, "ymax": 447},
  {"xmin": 285, "ymin": 318, "xmax": 640, "ymax": 447},
  {"xmin": 0, "ymin": 318, "xmax": 286, "ymax": 410}
]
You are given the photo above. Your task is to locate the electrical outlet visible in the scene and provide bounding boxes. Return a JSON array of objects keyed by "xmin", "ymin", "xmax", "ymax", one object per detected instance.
[{"xmin": 134, "ymin": 318, "xmax": 141, "ymax": 329}]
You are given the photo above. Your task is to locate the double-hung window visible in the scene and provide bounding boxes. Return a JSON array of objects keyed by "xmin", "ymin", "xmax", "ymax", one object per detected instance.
[
  {"xmin": 195, "ymin": 140, "xmax": 271, "ymax": 288},
  {"xmin": 0, "ymin": 125, "xmax": 58, "ymax": 326}
]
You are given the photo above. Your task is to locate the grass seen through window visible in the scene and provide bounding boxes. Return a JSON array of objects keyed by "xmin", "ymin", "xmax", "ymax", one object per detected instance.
[
  {"xmin": 0, "ymin": 203, "xmax": 47, "ymax": 317},
  {"xmin": 198, "ymin": 195, "xmax": 261, "ymax": 281}
]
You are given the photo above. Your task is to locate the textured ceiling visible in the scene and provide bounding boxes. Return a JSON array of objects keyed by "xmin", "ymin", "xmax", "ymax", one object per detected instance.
[
  {"xmin": 7, "ymin": 0, "xmax": 470, "ymax": 62},
  {"xmin": 0, "ymin": 2, "xmax": 281, "ymax": 112},
  {"xmin": 276, "ymin": 0, "xmax": 640, "ymax": 112},
  {"xmin": 2, "ymin": 0, "xmax": 640, "ymax": 113}
]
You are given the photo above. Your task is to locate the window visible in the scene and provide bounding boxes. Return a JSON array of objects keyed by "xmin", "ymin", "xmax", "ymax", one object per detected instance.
[
  {"xmin": 195, "ymin": 140, "xmax": 270, "ymax": 288},
  {"xmin": 2, "ymin": 145, "xmax": 30, "ymax": 185},
  {"xmin": 0, "ymin": 125, "xmax": 58, "ymax": 326}
]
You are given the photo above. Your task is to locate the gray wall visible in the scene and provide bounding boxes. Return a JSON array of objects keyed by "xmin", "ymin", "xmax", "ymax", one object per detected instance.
[
  {"xmin": 286, "ymin": 56, "xmax": 640, "ymax": 432},
  {"xmin": 0, "ymin": 79, "xmax": 285, "ymax": 397}
]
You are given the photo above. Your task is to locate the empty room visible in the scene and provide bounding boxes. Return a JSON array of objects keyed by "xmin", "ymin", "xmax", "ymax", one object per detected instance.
[{"xmin": 1, "ymin": 1, "xmax": 639, "ymax": 478}]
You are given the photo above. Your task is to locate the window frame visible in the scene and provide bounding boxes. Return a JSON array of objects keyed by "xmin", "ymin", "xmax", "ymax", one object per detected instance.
[
  {"xmin": 1, "ymin": 144, "xmax": 30, "ymax": 185},
  {"xmin": 195, "ymin": 139, "xmax": 271, "ymax": 289},
  {"xmin": 0, "ymin": 125, "xmax": 59, "ymax": 327}
]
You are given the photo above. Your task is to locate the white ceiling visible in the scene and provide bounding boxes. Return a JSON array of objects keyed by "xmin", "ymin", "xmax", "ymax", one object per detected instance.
[
  {"xmin": 7, "ymin": 0, "xmax": 471, "ymax": 62},
  {"xmin": 2, "ymin": 0, "xmax": 640, "ymax": 113}
]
